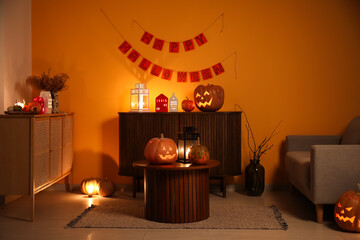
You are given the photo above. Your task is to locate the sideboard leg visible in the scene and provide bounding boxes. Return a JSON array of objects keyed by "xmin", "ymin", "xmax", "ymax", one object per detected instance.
[
  {"xmin": 132, "ymin": 177, "xmax": 137, "ymax": 198},
  {"xmin": 222, "ymin": 176, "xmax": 226, "ymax": 198}
]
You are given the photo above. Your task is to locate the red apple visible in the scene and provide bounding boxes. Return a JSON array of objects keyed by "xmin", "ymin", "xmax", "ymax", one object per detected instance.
[{"xmin": 182, "ymin": 97, "xmax": 195, "ymax": 112}]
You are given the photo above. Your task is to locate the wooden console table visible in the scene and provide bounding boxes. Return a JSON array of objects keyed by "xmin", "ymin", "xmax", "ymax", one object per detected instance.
[
  {"xmin": 119, "ymin": 112, "xmax": 241, "ymax": 198},
  {"xmin": 133, "ymin": 160, "xmax": 219, "ymax": 223}
]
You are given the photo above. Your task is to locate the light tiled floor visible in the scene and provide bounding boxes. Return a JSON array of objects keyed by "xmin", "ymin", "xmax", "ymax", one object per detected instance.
[{"xmin": 0, "ymin": 188, "xmax": 358, "ymax": 240}]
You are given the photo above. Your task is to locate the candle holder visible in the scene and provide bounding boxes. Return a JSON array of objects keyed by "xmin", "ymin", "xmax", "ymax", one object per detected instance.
[
  {"xmin": 177, "ymin": 126, "xmax": 200, "ymax": 163},
  {"xmin": 130, "ymin": 83, "xmax": 149, "ymax": 112}
]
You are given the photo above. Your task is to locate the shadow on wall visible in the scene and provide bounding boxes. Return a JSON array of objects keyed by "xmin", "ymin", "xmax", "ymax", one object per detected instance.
[
  {"xmin": 101, "ymin": 116, "xmax": 132, "ymax": 184},
  {"xmin": 270, "ymin": 140, "xmax": 288, "ymax": 189}
]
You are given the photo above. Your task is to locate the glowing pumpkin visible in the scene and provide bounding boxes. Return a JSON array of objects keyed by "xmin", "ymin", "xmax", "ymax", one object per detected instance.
[
  {"xmin": 80, "ymin": 177, "xmax": 101, "ymax": 196},
  {"xmin": 194, "ymin": 84, "xmax": 224, "ymax": 112},
  {"xmin": 334, "ymin": 187, "xmax": 360, "ymax": 232},
  {"xmin": 144, "ymin": 133, "xmax": 178, "ymax": 164},
  {"xmin": 188, "ymin": 144, "xmax": 210, "ymax": 165}
]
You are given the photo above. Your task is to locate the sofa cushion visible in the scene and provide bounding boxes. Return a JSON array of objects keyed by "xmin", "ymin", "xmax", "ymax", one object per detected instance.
[
  {"xmin": 285, "ymin": 151, "xmax": 311, "ymax": 195},
  {"xmin": 341, "ymin": 116, "xmax": 360, "ymax": 144}
]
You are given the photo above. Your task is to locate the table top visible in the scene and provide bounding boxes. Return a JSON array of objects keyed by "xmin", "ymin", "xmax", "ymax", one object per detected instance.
[{"xmin": 133, "ymin": 160, "xmax": 219, "ymax": 171}]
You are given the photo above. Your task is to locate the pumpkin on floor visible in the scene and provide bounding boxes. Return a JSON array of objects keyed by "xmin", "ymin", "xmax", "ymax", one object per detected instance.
[
  {"xmin": 188, "ymin": 144, "xmax": 210, "ymax": 165},
  {"xmin": 144, "ymin": 133, "xmax": 178, "ymax": 164},
  {"xmin": 334, "ymin": 185, "xmax": 360, "ymax": 232},
  {"xmin": 98, "ymin": 178, "xmax": 116, "ymax": 197},
  {"xmin": 80, "ymin": 177, "xmax": 101, "ymax": 196}
]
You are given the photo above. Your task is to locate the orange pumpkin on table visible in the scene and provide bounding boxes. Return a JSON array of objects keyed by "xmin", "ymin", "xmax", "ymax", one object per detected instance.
[
  {"xmin": 188, "ymin": 144, "xmax": 210, "ymax": 165},
  {"xmin": 144, "ymin": 134, "xmax": 178, "ymax": 164}
]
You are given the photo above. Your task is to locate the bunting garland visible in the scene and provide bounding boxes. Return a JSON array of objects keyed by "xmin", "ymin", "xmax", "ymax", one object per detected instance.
[
  {"xmin": 100, "ymin": 8, "xmax": 236, "ymax": 83},
  {"xmin": 118, "ymin": 40, "xmax": 235, "ymax": 82},
  {"xmin": 132, "ymin": 13, "xmax": 224, "ymax": 53}
]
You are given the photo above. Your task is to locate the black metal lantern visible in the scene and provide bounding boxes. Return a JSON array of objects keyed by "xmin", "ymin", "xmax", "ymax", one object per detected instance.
[{"xmin": 177, "ymin": 126, "xmax": 200, "ymax": 163}]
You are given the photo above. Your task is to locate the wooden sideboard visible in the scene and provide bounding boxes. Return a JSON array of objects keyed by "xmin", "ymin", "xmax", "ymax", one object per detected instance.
[
  {"xmin": 0, "ymin": 113, "xmax": 74, "ymax": 221},
  {"xmin": 118, "ymin": 111, "xmax": 242, "ymax": 197}
]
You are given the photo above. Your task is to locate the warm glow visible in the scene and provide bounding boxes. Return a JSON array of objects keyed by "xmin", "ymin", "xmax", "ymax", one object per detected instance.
[
  {"xmin": 15, "ymin": 99, "xmax": 26, "ymax": 108},
  {"xmin": 186, "ymin": 147, "xmax": 191, "ymax": 159},
  {"xmin": 88, "ymin": 197, "xmax": 93, "ymax": 207},
  {"xmin": 84, "ymin": 180, "xmax": 99, "ymax": 197}
]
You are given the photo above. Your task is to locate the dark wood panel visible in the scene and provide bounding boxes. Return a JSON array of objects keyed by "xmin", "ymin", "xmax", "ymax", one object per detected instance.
[{"xmin": 119, "ymin": 112, "xmax": 242, "ymax": 195}]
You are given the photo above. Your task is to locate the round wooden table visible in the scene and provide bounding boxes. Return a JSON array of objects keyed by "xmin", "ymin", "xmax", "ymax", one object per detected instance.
[{"xmin": 133, "ymin": 160, "xmax": 219, "ymax": 223}]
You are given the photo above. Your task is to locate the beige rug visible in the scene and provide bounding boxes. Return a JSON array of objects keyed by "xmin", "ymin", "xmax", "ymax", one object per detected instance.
[{"xmin": 66, "ymin": 202, "xmax": 288, "ymax": 230}]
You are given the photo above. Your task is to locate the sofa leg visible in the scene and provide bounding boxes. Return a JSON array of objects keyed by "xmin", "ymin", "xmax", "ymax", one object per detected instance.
[{"xmin": 316, "ymin": 204, "xmax": 323, "ymax": 224}]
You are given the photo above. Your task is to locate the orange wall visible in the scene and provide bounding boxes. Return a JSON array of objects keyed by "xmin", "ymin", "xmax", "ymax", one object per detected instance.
[{"xmin": 31, "ymin": 0, "xmax": 360, "ymax": 185}]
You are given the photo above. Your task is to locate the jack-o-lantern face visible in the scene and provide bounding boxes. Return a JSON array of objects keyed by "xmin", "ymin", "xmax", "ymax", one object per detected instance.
[
  {"xmin": 158, "ymin": 145, "xmax": 176, "ymax": 160},
  {"xmin": 144, "ymin": 134, "xmax": 178, "ymax": 165},
  {"xmin": 194, "ymin": 84, "xmax": 224, "ymax": 112},
  {"xmin": 334, "ymin": 190, "xmax": 360, "ymax": 232}
]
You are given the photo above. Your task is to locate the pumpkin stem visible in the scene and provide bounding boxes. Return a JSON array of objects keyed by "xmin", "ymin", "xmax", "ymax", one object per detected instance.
[
  {"xmin": 197, "ymin": 137, "xmax": 200, "ymax": 145},
  {"xmin": 160, "ymin": 133, "xmax": 164, "ymax": 138},
  {"xmin": 186, "ymin": 97, "xmax": 189, "ymax": 100}
]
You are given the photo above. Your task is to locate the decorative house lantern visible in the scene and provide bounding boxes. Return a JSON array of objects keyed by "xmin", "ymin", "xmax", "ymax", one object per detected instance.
[
  {"xmin": 155, "ymin": 94, "xmax": 168, "ymax": 112},
  {"xmin": 130, "ymin": 83, "xmax": 149, "ymax": 112},
  {"xmin": 169, "ymin": 93, "xmax": 178, "ymax": 112},
  {"xmin": 177, "ymin": 126, "xmax": 200, "ymax": 163}
]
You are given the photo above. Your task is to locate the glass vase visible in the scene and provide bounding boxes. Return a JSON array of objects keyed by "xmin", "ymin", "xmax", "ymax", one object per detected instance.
[{"xmin": 245, "ymin": 159, "xmax": 265, "ymax": 196}]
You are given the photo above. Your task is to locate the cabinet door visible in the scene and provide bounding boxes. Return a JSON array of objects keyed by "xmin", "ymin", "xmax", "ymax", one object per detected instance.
[
  {"xmin": 50, "ymin": 117, "xmax": 62, "ymax": 179},
  {"xmin": 62, "ymin": 115, "xmax": 73, "ymax": 174},
  {"xmin": 34, "ymin": 118, "xmax": 50, "ymax": 189},
  {"xmin": 119, "ymin": 113, "xmax": 179, "ymax": 177}
]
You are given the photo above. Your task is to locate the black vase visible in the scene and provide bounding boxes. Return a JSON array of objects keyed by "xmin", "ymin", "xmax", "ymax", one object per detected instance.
[{"xmin": 245, "ymin": 159, "xmax": 265, "ymax": 196}]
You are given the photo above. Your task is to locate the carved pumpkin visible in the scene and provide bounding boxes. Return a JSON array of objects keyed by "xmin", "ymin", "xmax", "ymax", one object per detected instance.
[
  {"xmin": 194, "ymin": 84, "xmax": 224, "ymax": 112},
  {"xmin": 144, "ymin": 133, "xmax": 178, "ymax": 164},
  {"xmin": 98, "ymin": 178, "xmax": 116, "ymax": 197},
  {"xmin": 334, "ymin": 187, "xmax": 360, "ymax": 232},
  {"xmin": 188, "ymin": 144, "xmax": 210, "ymax": 165},
  {"xmin": 80, "ymin": 177, "xmax": 101, "ymax": 196}
]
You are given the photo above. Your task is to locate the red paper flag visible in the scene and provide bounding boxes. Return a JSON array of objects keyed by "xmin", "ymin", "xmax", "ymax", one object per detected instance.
[
  {"xmin": 153, "ymin": 38, "xmax": 165, "ymax": 51},
  {"xmin": 183, "ymin": 39, "xmax": 195, "ymax": 51},
  {"xmin": 161, "ymin": 69, "xmax": 173, "ymax": 80},
  {"xmin": 194, "ymin": 33, "xmax": 208, "ymax": 46},
  {"xmin": 169, "ymin": 42, "xmax": 179, "ymax": 53},
  {"xmin": 141, "ymin": 32, "xmax": 153, "ymax": 45},
  {"xmin": 118, "ymin": 41, "xmax": 132, "ymax": 54},
  {"xmin": 190, "ymin": 72, "xmax": 200, "ymax": 82},
  {"xmin": 212, "ymin": 63, "xmax": 225, "ymax": 75},
  {"xmin": 177, "ymin": 72, "xmax": 187, "ymax": 82},
  {"xmin": 138, "ymin": 58, "xmax": 151, "ymax": 71},
  {"xmin": 151, "ymin": 64, "xmax": 163, "ymax": 77},
  {"xmin": 127, "ymin": 49, "xmax": 140, "ymax": 63},
  {"xmin": 201, "ymin": 68, "xmax": 213, "ymax": 80}
]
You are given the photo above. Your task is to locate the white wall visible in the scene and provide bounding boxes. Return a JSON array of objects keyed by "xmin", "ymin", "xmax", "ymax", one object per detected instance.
[{"xmin": 0, "ymin": 0, "xmax": 32, "ymax": 113}]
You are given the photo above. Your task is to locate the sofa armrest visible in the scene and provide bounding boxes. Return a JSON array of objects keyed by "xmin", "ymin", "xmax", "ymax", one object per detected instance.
[
  {"xmin": 286, "ymin": 135, "xmax": 341, "ymax": 152},
  {"xmin": 310, "ymin": 145, "xmax": 360, "ymax": 204}
]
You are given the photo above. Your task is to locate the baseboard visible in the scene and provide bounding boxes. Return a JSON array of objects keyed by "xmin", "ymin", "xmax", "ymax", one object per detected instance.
[{"xmin": 44, "ymin": 183, "xmax": 289, "ymax": 193}]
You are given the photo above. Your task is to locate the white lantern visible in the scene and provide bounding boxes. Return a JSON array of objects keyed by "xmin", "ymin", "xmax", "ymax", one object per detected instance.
[
  {"xmin": 169, "ymin": 93, "xmax": 178, "ymax": 112},
  {"xmin": 130, "ymin": 83, "xmax": 149, "ymax": 112}
]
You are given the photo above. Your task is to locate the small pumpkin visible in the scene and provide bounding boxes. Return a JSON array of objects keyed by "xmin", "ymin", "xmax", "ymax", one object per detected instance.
[
  {"xmin": 188, "ymin": 144, "xmax": 210, "ymax": 165},
  {"xmin": 98, "ymin": 178, "xmax": 116, "ymax": 197},
  {"xmin": 181, "ymin": 97, "xmax": 195, "ymax": 112},
  {"xmin": 194, "ymin": 84, "xmax": 224, "ymax": 112},
  {"xmin": 334, "ymin": 184, "xmax": 360, "ymax": 232},
  {"xmin": 144, "ymin": 133, "xmax": 178, "ymax": 164},
  {"xmin": 80, "ymin": 177, "xmax": 101, "ymax": 196}
]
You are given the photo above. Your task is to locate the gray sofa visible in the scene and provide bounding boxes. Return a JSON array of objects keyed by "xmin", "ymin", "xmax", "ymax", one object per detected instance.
[{"xmin": 285, "ymin": 116, "xmax": 360, "ymax": 223}]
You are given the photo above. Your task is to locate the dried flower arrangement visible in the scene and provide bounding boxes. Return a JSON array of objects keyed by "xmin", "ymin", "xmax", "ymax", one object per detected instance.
[
  {"xmin": 235, "ymin": 104, "xmax": 282, "ymax": 160},
  {"xmin": 27, "ymin": 69, "xmax": 69, "ymax": 93}
]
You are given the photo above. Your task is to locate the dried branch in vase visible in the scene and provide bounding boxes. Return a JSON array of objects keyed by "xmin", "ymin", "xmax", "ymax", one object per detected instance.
[
  {"xmin": 26, "ymin": 69, "xmax": 69, "ymax": 93},
  {"xmin": 235, "ymin": 104, "xmax": 282, "ymax": 160}
]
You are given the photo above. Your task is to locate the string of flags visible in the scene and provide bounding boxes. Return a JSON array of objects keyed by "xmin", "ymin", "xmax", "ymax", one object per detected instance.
[
  {"xmin": 131, "ymin": 13, "xmax": 224, "ymax": 53},
  {"xmin": 100, "ymin": 8, "xmax": 236, "ymax": 82},
  {"xmin": 119, "ymin": 40, "xmax": 226, "ymax": 82}
]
